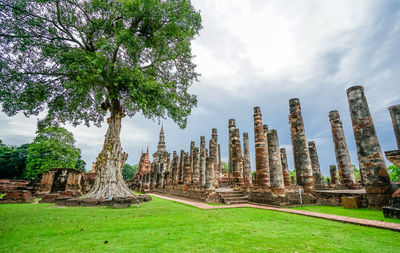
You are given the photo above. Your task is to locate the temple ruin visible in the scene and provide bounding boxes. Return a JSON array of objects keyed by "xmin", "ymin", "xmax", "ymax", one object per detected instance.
[{"xmin": 126, "ymin": 85, "xmax": 397, "ymax": 210}]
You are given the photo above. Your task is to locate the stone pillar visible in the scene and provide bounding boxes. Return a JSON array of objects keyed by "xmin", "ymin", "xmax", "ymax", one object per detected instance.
[
  {"xmin": 183, "ymin": 153, "xmax": 192, "ymax": 186},
  {"xmin": 389, "ymin": 104, "xmax": 400, "ymax": 150},
  {"xmin": 347, "ymin": 86, "xmax": 392, "ymax": 209},
  {"xmin": 190, "ymin": 141, "xmax": 195, "ymax": 183},
  {"xmin": 280, "ymin": 148, "xmax": 291, "ymax": 187},
  {"xmin": 253, "ymin": 107, "xmax": 270, "ymax": 187},
  {"xmin": 218, "ymin": 144, "xmax": 222, "ymax": 176},
  {"xmin": 228, "ymin": 119, "xmax": 236, "ymax": 181},
  {"xmin": 330, "ymin": 165, "xmax": 338, "ymax": 185},
  {"xmin": 178, "ymin": 150, "xmax": 185, "ymax": 184},
  {"xmin": 267, "ymin": 129, "xmax": 285, "ymax": 194},
  {"xmin": 209, "ymin": 139, "xmax": 218, "ymax": 188},
  {"xmin": 308, "ymin": 141, "xmax": 323, "ymax": 187},
  {"xmin": 232, "ymin": 128, "xmax": 244, "ymax": 186},
  {"xmin": 171, "ymin": 151, "xmax": 179, "ymax": 186},
  {"xmin": 212, "ymin": 128, "xmax": 222, "ymax": 179},
  {"xmin": 242, "ymin": 132, "xmax": 252, "ymax": 186},
  {"xmin": 263, "ymin": 124, "xmax": 270, "ymax": 172},
  {"xmin": 192, "ymin": 147, "xmax": 200, "ymax": 185},
  {"xmin": 329, "ymin": 110, "xmax": 356, "ymax": 189},
  {"xmin": 205, "ymin": 157, "xmax": 215, "ymax": 190},
  {"xmin": 289, "ymin": 98, "xmax": 314, "ymax": 190},
  {"xmin": 200, "ymin": 136, "xmax": 206, "ymax": 187}
]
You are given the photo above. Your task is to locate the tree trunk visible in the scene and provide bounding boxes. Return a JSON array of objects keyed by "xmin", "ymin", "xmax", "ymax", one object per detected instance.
[{"xmin": 86, "ymin": 99, "xmax": 135, "ymax": 199}]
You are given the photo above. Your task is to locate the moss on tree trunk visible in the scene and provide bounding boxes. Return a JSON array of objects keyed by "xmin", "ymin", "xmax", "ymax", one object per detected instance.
[{"xmin": 86, "ymin": 99, "xmax": 135, "ymax": 199}]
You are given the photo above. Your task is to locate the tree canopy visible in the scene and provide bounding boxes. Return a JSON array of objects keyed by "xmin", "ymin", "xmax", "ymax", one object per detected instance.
[
  {"xmin": 122, "ymin": 163, "xmax": 137, "ymax": 181},
  {"xmin": 25, "ymin": 126, "xmax": 83, "ymax": 179},
  {"xmin": 0, "ymin": 142, "xmax": 29, "ymax": 179},
  {"xmin": 0, "ymin": 0, "xmax": 202, "ymax": 128}
]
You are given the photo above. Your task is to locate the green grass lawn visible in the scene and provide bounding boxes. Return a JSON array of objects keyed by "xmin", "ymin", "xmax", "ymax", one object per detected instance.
[
  {"xmin": 291, "ymin": 205, "xmax": 400, "ymax": 224},
  {"xmin": 1, "ymin": 197, "xmax": 400, "ymax": 253}
]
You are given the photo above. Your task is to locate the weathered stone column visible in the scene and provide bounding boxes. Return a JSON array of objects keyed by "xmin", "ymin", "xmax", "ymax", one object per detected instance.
[
  {"xmin": 329, "ymin": 110, "xmax": 356, "ymax": 189},
  {"xmin": 308, "ymin": 141, "xmax": 323, "ymax": 187},
  {"xmin": 209, "ymin": 138, "xmax": 218, "ymax": 188},
  {"xmin": 192, "ymin": 147, "xmax": 200, "ymax": 185},
  {"xmin": 228, "ymin": 119, "xmax": 236, "ymax": 181},
  {"xmin": 267, "ymin": 129, "xmax": 285, "ymax": 194},
  {"xmin": 205, "ymin": 157, "xmax": 215, "ymax": 191},
  {"xmin": 178, "ymin": 150, "xmax": 185, "ymax": 184},
  {"xmin": 289, "ymin": 98, "xmax": 314, "ymax": 190},
  {"xmin": 263, "ymin": 124, "xmax": 270, "ymax": 172},
  {"xmin": 190, "ymin": 141, "xmax": 195, "ymax": 183},
  {"xmin": 171, "ymin": 151, "xmax": 179, "ymax": 185},
  {"xmin": 212, "ymin": 128, "xmax": 222, "ymax": 178},
  {"xmin": 253, "ymin": 107, "xmax": 270, "ymax": 187},
  {"xmin": 183, "ymin": 153, "xmax": 192, "ymax": 186},
  {"xmin": 232, "ymin": 128, "xmax": 244, "ymax": 186},
  {"xmin": 218, "ymin": 144, "xmax": 222, "ymax": 176},
  {"xmin": 347, "ymin": 86, "xmax": 392, "ymax": 209},
  {"xmin": 389, "ymin": 105, "xmax": 400, "ymax": 150},
  {"xmin": 330, "ymin": 165, "xmax": 338, "ymax": 185},
  {"xmin": 200, "ymin": 136, "xmax": 206, "ymax": 187},
  {"xmin": 280, "ymin": 148, "xmax": 291, "ymax": 187},
  {"xmin": 242, "ymin": 132, "xmax": 252, "ymax": 186}
]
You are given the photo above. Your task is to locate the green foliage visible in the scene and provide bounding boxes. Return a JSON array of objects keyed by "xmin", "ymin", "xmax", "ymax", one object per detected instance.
[
  {"xmin": 222, "ymin": 162, "xmax": 228, "ymax": 173},
  {"xmin": 388, "ymin": 164, "xmax": 400, "ymax": 182},
  {"xmin": 0, "ymin": 143, "xmax": 29, "ymax": 179},
  {"xmin": 24, "ymin": 126, "xmax": 81, "ymax": 179},
  {"xmin": 75, "ymin": 155, "xmax": 87, "ymax": 171},
  {"xmin": 352, "ymin": 165, "xmax": 360, "ymax": 181},
  {"xmin": 0, "ymin": 0, "xmax": 202, "ymax": 129},
  {"xmin": 289, "ymin": 170, "xmax": 296, "ymax": 183},
  {"xmin": 1, "ymin": 198, "xmax": 399, "ymax": 252},
  {"xmin": 122, "ymin": 163, "xmax": 137, "ymax": 181}
]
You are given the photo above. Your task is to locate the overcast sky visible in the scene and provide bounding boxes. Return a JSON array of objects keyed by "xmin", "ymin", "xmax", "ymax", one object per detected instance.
[{"xmin": 1, "ymin": 0, "xmax": 400, "ymax": 176}]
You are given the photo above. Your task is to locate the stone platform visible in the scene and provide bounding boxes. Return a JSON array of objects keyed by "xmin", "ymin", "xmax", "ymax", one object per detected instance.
[
  {"xmin": 54, "ymin": 195, "xmax": 152, "ymax": 208},
  {"xmin": 315, "ymin": 189, "xmax": 368, "ymax": 207}
]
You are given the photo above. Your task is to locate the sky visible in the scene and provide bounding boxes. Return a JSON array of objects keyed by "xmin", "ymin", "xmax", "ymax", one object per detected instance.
[{"xmin": 1, "ymin": 0, "xmax": 400, "ymax": 176}]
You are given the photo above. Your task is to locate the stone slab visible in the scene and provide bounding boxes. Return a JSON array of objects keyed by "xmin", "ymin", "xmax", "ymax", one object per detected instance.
[{"xmin": 341, "ymin": 196, "xmax": 361, "ymax": 209}]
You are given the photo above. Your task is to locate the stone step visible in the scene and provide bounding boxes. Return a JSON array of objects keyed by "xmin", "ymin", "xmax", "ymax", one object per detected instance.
[
  {"xmin": 219, "ymin": 192, "xmax": 244, "ymax": 197},
  {"xmin": 222, "ymin": 196, "xmax": 248, "ymax": 201},
  {"xmin": 224, "ymin": 199, "xmax": 248, "ymax": 204}
]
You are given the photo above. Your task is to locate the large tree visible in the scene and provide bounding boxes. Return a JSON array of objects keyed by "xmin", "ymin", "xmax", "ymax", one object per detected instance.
[{"xmin": 0, "ymin": 0, "xmax": 202, "ymax": 198}]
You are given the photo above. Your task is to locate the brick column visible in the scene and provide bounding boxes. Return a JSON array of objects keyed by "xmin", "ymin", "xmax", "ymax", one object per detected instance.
[
  {"xmin": 267, "ymin": 129, "xmax": 285, "ymax": 194},
  {"xmin": 253, "ymin": 107, "xmax": 270, "ymax": 187},
  {"xmin": 280, "ymin": 148, "xmax": 291, "ymax": 187},
  {"xmin": 347, "ymin": 86, "xmax": 392, "ymax": 209},
  {"xmin": 329, "ymin": 110, "xmax": 356, "ymax": 189},
  {"xmin": 289, "ymin": 98, "xmax": 314, "ymax": 190},
  {"xmin": 308, "ymin": 141, "xmax": 323, "ymax": 186}
]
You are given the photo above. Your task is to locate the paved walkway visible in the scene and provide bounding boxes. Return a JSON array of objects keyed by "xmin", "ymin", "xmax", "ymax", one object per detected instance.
[{"xmin": 149, "ymin": 193, "xmax": 400, "ymax": 232}]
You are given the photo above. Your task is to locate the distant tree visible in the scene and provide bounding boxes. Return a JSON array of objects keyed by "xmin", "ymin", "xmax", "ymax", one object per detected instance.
[
  {"xmin": 0, "ymin": 143, "xmax": 29, "ymax": 179},
  {"xmin": 289, "ymin": 170, "xmax": 296, "ymax": 184},
  {"xmin": 75, "ymin": 155, "xmax": 87, "ymax": 171},
  {"xmin": 388, "ymin": 164, "xmax": 400, "ymax": 182},
  {"xmin": 122, "ymin": 163, "xmax": 137, "ymax": 181},
  {"xmin": 25, "ymin": 126, "xmax": 81, "ymax": 179},
  {"xmin": 352, "ymin": 165, "xmax": 360, "ymax": 182},
  {"xmin": 0, "ymin": 0, "xmax": 202, "ymax": 199},
  {"xmin": 222, "ymin": 162, "xmax": 229, "ymax": 174}
]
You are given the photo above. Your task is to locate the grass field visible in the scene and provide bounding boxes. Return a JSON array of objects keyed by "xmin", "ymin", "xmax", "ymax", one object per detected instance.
[
  {"xmin": 291, "ymin": 205, "xmax": 400, "ymax": 224},
  {"xmin": 1, "ymin": 196, "xmax": 400, "ymax": 252}
]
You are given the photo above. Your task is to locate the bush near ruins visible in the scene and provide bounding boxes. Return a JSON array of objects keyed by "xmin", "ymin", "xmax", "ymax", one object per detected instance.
[
  {"xmin": 0, "ymin": 141, "xmax": 29, "ymax": 179},
  {"xmin": 122, "ymin": 163, "xmax": 137, "ymax": 181},
  {"xmin": 388, "ymin": 164, "xmax": 400, "ymax": 182},
  {"xmin": 24, "ymin": 126, "xmax": 84, "ymax": 179}
]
